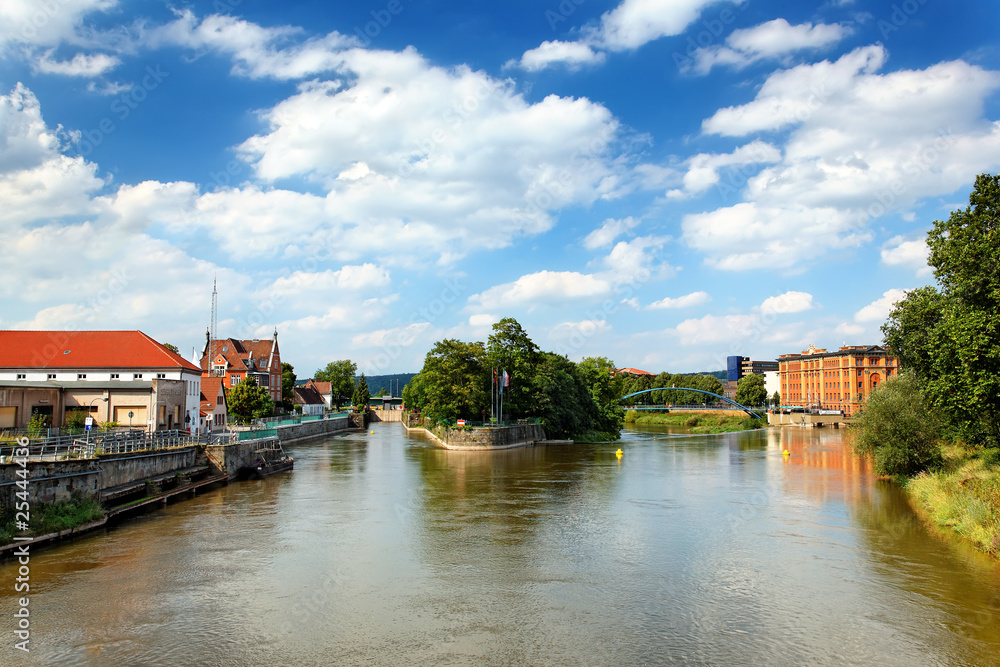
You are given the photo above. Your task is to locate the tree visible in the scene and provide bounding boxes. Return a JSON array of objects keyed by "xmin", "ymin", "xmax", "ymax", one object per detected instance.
[
  {"xmin": 315, "ymin": 360, "xmax": 357, "ymax": 410},
  {"xmin": 735, "ymin": 374, "xmax": 768, "ymax": 407},
  {"xmin": 163, "ymin": 343, "xmax": 180, "ymax": 355},
  {"xmin": 529, "ymin": 352, "xmax": 601, "ymax": 440},
  {"xmin": 417, "ymin": 339, "xmax": 488, "ymax": 424},
  {"xmin": 771, "ymin": 391, "xmax": 781, "ymax": 406},
  {"xmin": 281, "ymin": 362, "xmax": 296, "ymax": 411},
  {"xmin": 576, "ymin": 356, "xmax": 624, "ymax": 439},
  {"xmin": 882, "ymin": 174, "xmax": 1000, "ymax": 446},
  {"xmin": 352, "ymin": 373, "xmax": 371, "ymax": 411},
  {"xmin": 486, "ymin": 318, "xmax": 540, "ymax": 419},
  {"xmin": 228, "ymin": 376, "xmax": 275, "ymax": 423},
  {"xmin": 853, "ymin": 372, "xmax": 943, "ymax": 477}
]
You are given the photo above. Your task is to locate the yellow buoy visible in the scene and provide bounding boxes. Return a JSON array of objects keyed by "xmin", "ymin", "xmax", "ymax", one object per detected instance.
[
  {"xmin": 616, "ymin": 448, "xmax": 623, "ymax": 457},
  {"xmin": 370, "ymin": 430, "xmax": 375, "ymax": 434},
  {"xmin": 783, "ymin": 450, "xmax": 789, "ymax": 457}
]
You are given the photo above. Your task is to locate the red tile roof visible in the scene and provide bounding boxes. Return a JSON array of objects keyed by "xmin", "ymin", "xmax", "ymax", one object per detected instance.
[
  {"xmin": 293, "ymin": 385, "xmax": 325, "ymax": 406},
  {"xmin": 617, "ymin": 367, "xmax": 655, "ymax": 376},
  {"xmin": 201, "ymin": 337, "xmax": 278, "ymax": 372},
  {"xmin": 306, "ymin": 379, "xmax": 332, "ymax": 395},
  {"xmin": 0, "ymin": 330, "xmax": 201, "ymax": 371}
]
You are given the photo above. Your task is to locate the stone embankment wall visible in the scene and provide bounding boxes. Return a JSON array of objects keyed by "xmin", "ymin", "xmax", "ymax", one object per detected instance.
[
  {"xmin": 98, "ymin": 448, "xmax": 198, "ymax": 492},
  {"xmin": 409, "ymin": 423, "xmax": 547, "ymax": 450},
  {"xmin": 0, "ymin": 459, "xmax": 101, "ymax": 506},
  {"xmin": 276, "ymin": 416, "xmax": 350, "ymax": 443},
  {"xmin": 370, "ymin": 408, "xmax": 403, "ymax": 422}
]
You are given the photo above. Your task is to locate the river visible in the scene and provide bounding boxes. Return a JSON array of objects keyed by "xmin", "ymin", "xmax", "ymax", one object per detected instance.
[{"xmin": 4, "ymin": 424, "xmax": 1000, "ymax": 666}]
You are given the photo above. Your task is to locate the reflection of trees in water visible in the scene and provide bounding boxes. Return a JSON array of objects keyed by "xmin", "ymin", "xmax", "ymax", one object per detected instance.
[{"xmin": 850, "ymin": 479, "xmax": 1000, "ymax": 654}]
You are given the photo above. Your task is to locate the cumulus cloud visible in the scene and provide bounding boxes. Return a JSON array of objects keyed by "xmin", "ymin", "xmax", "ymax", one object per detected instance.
[
  {"xmin": 760, "ymin": 291, "xmax": 813, "ymax": 314},
  {"xmin": 0, "ymin": 0, "xmax": 117, "ymax": 51},
  {"xmin": 687, "ymin": 19, "xmax": 849, "ymax": 74},
  {"xmin": 511, "ymin": 0, "xmax": 737, "ymax": 71},
  {"xmin": 648, "ymin": 291, "xmax": 711, "ymax": 309},
  {"xmin": 666, "ymin": 140, "xmax": 781, "ymax": 199},
  {"xmin": 512, "ymin": 40, "xmax": 606, "ymax": 72},
  {"xmin": 686, "ymin": 46, "xmax": 1000, "ymax": 270},
  {"xmin": 855, "ymin": 288, "xmax": 909, "ymax": 322},
  {"xmin": 672, "ymin": 313, "xmax": 759, "ymax": 346},
  {"xmin": 34, "ymin": 50, "xmax": 119, "ymax": 76},
  {"xmin": 468, "ymin": 271, "xmax": 614, "ymax": 311},
  {"xmin": 881, "ymin": 236, "xmax": 932, "ymax": 276},
  {"xmin": 583, "ymin": 217, "xmax": 640, "ymax": 249}
]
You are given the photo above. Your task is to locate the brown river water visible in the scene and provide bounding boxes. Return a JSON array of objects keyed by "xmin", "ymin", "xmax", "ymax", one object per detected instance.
[{"xmin": 3, "ymin": 424, "xmax": 1000, "ymax": 666}]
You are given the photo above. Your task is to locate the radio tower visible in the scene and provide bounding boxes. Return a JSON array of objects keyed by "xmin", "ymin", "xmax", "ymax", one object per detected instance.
[{"xmin": 210, "ymin": 276, "xmax": 218, "ymax": 360}]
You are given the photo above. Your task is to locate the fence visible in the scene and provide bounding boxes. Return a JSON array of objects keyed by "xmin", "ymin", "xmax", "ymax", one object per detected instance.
[{"xmin": 0, "ymin": 429, "xmax": 196, "ymax": 462}]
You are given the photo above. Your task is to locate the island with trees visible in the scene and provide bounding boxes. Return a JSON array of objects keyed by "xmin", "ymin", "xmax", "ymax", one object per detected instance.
[{"xmin": 402, "ymin": 318, "xmax": 624, "ymax": 443}]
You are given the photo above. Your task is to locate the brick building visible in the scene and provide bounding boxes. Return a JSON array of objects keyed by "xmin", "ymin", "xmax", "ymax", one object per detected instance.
[
  {"xmin": 778, "ymin": 344, "xmax": 898, "ymax": 415},
  {"xmin": 200, "ymin": 330, "xmax": 282, "ymax": 404}
]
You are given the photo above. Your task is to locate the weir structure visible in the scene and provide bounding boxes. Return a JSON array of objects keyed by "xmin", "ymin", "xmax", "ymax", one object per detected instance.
[{"xmin": 619, "ymin": 388, "xmax": 763, "ymax": 420}]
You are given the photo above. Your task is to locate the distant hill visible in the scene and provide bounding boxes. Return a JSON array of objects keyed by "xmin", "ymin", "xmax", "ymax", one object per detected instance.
[
  {"xmin": 680, "ymin": 370, "xmax": 728, "ymax": 381},
  {"xmin": 357, "ymin": 372, "xmax": 417, "ymax": 396}
]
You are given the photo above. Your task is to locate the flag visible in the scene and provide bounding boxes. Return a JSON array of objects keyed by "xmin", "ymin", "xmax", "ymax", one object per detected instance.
[
  {"xmin": 502, "ymin": 370, "xmax": 509, "ymax": 387},
  {"xmin": 493, "ymin": 368, "xmax": 498, "ymax": 386}
]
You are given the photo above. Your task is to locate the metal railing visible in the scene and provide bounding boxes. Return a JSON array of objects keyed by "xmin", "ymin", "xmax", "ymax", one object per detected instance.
[{"xmin": 1, "ymin": 429, "xmax": 197, "ymax": 462}]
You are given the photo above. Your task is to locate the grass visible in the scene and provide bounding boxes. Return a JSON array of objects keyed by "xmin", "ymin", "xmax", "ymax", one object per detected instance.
[
  {"xmin": 904, "ymin": 444, "xmax": 1000, "ymax": 558},
  {"xmin": 625, "ymin": 411, "xmax": 763, "ymax": 433},
  {"xmin": 1, "ymin": 493, "xmax": 105, "ymax": 545}
]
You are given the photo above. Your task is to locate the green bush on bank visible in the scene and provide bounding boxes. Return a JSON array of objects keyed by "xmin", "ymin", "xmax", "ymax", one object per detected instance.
[
  {"xmin": 0, "ymin": 493, "xmax": 105, "ymax": 544},
  {"xmin": 852, "ymin": 372, "xmax": 943, "ymax": 479}
]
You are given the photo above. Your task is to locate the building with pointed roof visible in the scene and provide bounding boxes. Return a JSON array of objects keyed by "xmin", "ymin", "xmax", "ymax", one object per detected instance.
[{"xmin": 199, "ymin": 329, "xmax": 282, "ymax": 404}]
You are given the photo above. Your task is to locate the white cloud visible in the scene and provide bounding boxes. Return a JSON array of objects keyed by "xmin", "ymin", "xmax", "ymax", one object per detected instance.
[
  {"xmin": 594, "ymin": 0, "xmax": 738, "ymax": 51},
  {"xmin": 583, "ymin": 217, "xmax": 640, "ymax": 249},
  {"xmin": 468, "ymin": 271, "xmax": 613, "ymax": 311},
  {"xmin": 648, "ymin": 291, "xmax": 711, "ymax": 309},
  {"xmin": 855, "ymin": 288, "xmax": 909, "ymax": 322},
  {"xmin": 469, "ymin": 313, "xmax": 497, "ymax": 327},
  {"xmin": 760, "ymin": 291, "xmax": 813, "ymax": 314},
  {"xmin": 666, "ymin": 140, "xmax": 781, "ymax": 199},
  {"xmin": 512, "ymin": 0, "xmax": 736, "ymax": 71},
  {"xmin": 35, "ymin": 50, "xmax": 119, "ymax": 76},
  {"xmin": 688, "ymin": 47, "xmax": 1000, "ymax": 269},
  {"xmin": 601, "ymin": 235, "xmax": 670, "ymax": 282},
  {"xmin": 512, "ymin": 40, "xmax": 606, "ymax": 72},
  {"xmin": 688, "ymin": 19, "xmax": 849, "ymax": 74},
  {"xmin": 682, "ymin": 202, "xmax": 870, "ymax": 271},
  {"xmin": 881, "ymin": 236, "xmax": 931, "ymax": 276},
  {"xmin": 149, "ymin": 10, "xmax": 358, "ymax": 80},
  {"xmin": 0, "ymin": 0, "xmax": 117, "ymax": 51},
  {"xmin": 672, "ymin": 313, "xmax": 759, "ymax": 345},
  {"xmin": 229, "ymin": 49, "xmax": 623, "ymax": 263}
]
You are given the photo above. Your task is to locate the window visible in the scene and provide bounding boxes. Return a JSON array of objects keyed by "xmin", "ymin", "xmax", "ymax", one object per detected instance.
[
  {"xmin": 77, "ymin": 373, "xmax": 87, "ymax": 380},
  {"xmin": 231, "ymin": 376, "xmax": 240, "ymax": 386},
  {"xmin": 217, "ymin": 395, "xmax": 223, "ymax": 405},
  {"xmin": 47, "ymin": 373, "xmax": 56, "ymax": 380},
  {"xmin": 156, "ymin": 373, "xmax": 166, "ymax": 379},
  {"xmin": 134, "ymin": 373, "xmax": 143, "ymax": 380},
  {"xmin": 110, "ymin": 373, "xmax": 119, "ymax": 380},
  {"xmin": 16, "ymin": 373, "xmax": 26, "ymax": 380}
]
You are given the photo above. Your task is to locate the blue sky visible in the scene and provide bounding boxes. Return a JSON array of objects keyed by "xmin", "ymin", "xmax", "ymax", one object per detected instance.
[{"xmin": 2, "ymin": 0, "xmax": 998, "ymax": 376}]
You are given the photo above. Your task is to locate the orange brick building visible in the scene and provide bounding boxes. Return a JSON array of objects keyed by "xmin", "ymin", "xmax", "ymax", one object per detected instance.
[
  {"xmin": 199, "ymin": 330, "xmax": 282, "ymax": 404},
  {"xmin": 778, "ymin": 344, "xmax": 898, "ymax": 415}
]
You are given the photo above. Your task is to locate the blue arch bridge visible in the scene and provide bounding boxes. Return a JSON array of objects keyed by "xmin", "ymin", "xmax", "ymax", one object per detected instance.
[{"xmin": 619, "ymin": 388, "xmax": 763, "ymax": 420}]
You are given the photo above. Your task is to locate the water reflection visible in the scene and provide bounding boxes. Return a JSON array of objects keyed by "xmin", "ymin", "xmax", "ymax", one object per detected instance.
[{"xmin": 1, "ymin": 424, "xmax": 998, "ymax": 666}]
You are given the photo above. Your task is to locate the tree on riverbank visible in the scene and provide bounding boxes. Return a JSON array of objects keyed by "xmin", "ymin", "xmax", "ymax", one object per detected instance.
[
  {"xmin": 853, "ymin": 372, "xmax": 943, "ymax": 477},
  {"xmin": 352, "ymin": 373, "xmax": 371, "ymax": 411},
  {"xmin": 735, "ymin": 374, "xmax": 767, "ymax": 407},
  {"xmin": 226, "ymin": 376, "xmax": 274, "ymax": 423},
  {"xmin": 882, "ymin": 173, "xmax": 1000, "ymax": 447},
  {"xmin": 314, "ymin": 359, "xmax": 357, "ymax": 410}
]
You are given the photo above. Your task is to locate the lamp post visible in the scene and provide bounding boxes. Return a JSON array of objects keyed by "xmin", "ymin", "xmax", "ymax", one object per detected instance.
[{"xmin": 86, "ymin": 397, "xmax": 108, "ymax": 451}]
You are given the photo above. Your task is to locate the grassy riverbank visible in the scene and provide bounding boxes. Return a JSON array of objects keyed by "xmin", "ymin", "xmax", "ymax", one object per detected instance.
[
  {"xmin": 625, "ymin": 411, "xmax": 763, "ymax": 433},
  {"xmin": 0, "ymin": 494, "xmax": 105, "ymax": 545},
  {"xmin": 904, "ymin": 445, "xmax": 1000, "ymax": 558}
]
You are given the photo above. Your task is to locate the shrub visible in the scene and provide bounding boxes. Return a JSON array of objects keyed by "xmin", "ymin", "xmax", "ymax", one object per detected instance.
[
  {"xmin": 853, "ymin": 372, "xmax": 943, "ymax": 477},
  {"xmin": 684, "ymin": 415, "xmax": 701, "ymax": 428}
]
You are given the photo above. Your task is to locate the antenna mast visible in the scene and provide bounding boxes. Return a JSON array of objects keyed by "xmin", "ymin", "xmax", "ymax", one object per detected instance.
[{"xmin": 211, "ymin": 276, "xmax": 218, "ymax": 358}]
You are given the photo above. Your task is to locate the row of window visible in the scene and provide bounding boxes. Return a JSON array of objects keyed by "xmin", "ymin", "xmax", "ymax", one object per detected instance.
[{"xmin": 14, "ymin": 372, "xmax": 170, "ymax": 380}]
